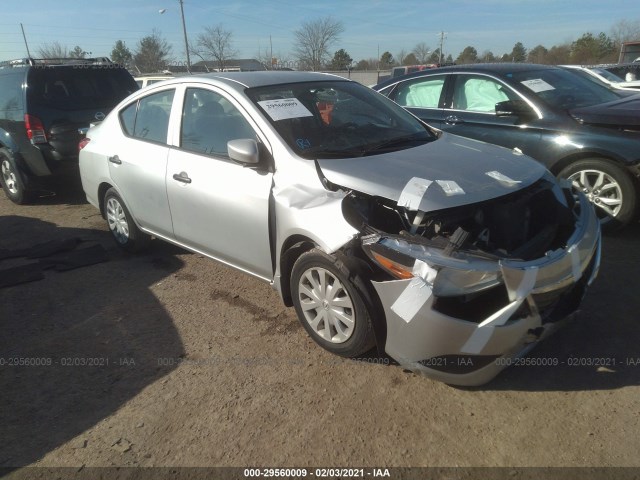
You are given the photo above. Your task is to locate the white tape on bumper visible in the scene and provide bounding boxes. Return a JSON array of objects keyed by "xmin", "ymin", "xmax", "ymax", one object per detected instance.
[
  {"xmin": 462, "ymin": 300, "xmax": 524, "ymax": 354},
  {"xmin": 390, "ymin": 277, "xmax": 432, "ymax": 323},
  {"xmin": 397, "ymin": 177, "xmax": 432, "ymax": 211},
  {"xmin": 568, "ymin": 245, "xmax": 583, "ymax": 282}
]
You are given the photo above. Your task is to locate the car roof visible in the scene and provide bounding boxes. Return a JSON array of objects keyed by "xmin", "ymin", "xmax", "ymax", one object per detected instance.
[
  {"xmin": 152, "ymin": 71, "xmax": 350, "ymax": 91},
  {"xmin": 374, "ymin": 63, "xmax": 562, "ymax": 89}
]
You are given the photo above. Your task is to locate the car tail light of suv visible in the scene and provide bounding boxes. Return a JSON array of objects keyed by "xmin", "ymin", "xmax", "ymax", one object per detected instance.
[
  {"xmin": 78, "ymin": 137, "xmax": 91, "ymax": 152},
  {"xmin": 24, "ymin": 114, "xmax": 47, "ymax": 144}
]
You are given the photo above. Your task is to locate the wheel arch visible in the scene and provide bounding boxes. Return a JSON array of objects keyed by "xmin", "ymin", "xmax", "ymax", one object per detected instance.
[
  {"xmin": 279, "ymin": 235, "xmax": 388, "ymax": 355},
  {"xmin": 549, "ymin": 150, "xmax": 629, "ymax": 177}
]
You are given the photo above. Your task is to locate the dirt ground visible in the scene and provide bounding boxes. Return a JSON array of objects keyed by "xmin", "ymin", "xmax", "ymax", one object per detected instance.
[{"xmin": 1, "ymin": 178, "xmax": 639, "ymax": 479}]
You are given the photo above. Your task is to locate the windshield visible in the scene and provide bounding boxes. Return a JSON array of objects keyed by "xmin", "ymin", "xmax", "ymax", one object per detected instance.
[
  {"xmin": 510, "ymin": 68, "xmax": 621, "ymax": 109},
  {"xmin": 246, "ymin": 80, "xmax": 435, "ymax": 159}
]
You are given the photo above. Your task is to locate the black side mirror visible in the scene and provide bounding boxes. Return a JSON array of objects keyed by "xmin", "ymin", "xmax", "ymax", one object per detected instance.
[{"xmin": 495, "ymin": 99, "xmax": 533, "ymax": 118}]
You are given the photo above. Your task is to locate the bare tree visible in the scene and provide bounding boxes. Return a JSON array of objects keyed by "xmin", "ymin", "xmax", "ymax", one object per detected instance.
[
  {"xmin": 38, "ymin": 41, "xmax": 68, "ymax": 59},
  {"xmin": 195, "ymin": 25, "xmax": 238, "ymax": 71},
  {"xmin": 611, "ymin": 19, "xmax": 640, "ymax": 46},
  {"xmin": 412, "ymin": 42, "xmax": 431, "ymax": 63},
  {"xmin": 133, "ymin": 30, "xmax": 172, "ymax": 74},
  {"xmin": 293, "ymin": 16, "xmax": 344, "ymax": 71}
]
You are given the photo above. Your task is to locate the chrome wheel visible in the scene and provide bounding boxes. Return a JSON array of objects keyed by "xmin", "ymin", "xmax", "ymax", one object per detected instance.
[
  {"xmin": 106, "ymin": 196, "xmax": 130, "ymax": 244},
  {"xmin": 1, "ymin": 159, "xmax": 18, "ymax": 195},
  {"xmin": 297, "ymin": 266, "xmax": 355, "ymax": 344},
  {"xmin": 569, "ymin": 169, "xmax": 623, "ymax": 218}
]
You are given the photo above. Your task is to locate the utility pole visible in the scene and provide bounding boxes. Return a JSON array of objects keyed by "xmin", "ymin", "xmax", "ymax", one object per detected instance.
[
  {"xmin": 438, "ymin": 31, "xmax": 447, "ymax": 64},
  {"xmin": 178, "ymin": 0, "xmax": 191, "ymax": 73}
]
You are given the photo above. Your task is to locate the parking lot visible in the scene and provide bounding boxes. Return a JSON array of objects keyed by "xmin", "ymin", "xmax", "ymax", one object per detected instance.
[{"xmin": 1, "ymin": 179, "xmax": 640, "ymax": 474}]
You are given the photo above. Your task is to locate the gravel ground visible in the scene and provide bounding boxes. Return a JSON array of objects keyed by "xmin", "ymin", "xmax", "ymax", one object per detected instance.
[{"xmin": 1, "ymin": 179, "xmax": 639, "ymax": 479}]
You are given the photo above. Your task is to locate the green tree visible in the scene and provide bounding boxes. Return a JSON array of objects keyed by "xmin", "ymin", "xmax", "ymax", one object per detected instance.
[
  {"xmin": 111, "ymin": 40, "xmax": 133, "ymax": 66},
  {"xmin": 428, "ymin": 48, "xmax": 441, "ymax": 63},
  {"xmin": 481, "ymin": 50, "xmax": 496, "ymax": 62},
  {"xmin": 528, "ymin": 45, "xmax": 548, "ymax": 64},
  {"xmin": 546, "ymin": 44, "xmax": 571, "ymax": 64},
  {"xmin": 329, "ymin": 48, "xmax": 352, "ymax": 70},
  {"xmin": 571, "ymin": 32, "xmax": 616, "ymax": 64},
  {"xmin": 510, "ymin": 42, "xmax": 527, "ymax": 62},
  {"xmin": 355, "ymin": 59, "xmax": 371, "ymax": 70},
  {"xmin": 380, "ymin": 51, "xmax": 394, "ymax": 68},
  {"xmin": 402, "ymin": 52, "xmax": 418, "ymax": 65},
  {"xmin": 69, "ymin": 46, "xmax": 87, "ymax": 58},
  {"xmin": 133, "ymin": 30, "xmax": 172, "ymax": 73},
  {"xmin": 456, "ymin": 46, "xmax": 478, "ymax": 64}
]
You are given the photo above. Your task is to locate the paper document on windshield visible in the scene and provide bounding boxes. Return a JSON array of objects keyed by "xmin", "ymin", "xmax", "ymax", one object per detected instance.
[
  {"xmin": 258, "ymin": 98, "xmax": 314, "ymax": 121},
  {"xmin": 520, "ymin": 79, "xmax": 555, "ymax": 93}
]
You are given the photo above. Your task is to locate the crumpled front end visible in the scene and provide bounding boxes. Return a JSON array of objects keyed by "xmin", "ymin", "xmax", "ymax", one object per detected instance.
[{"xmin": 355, "ymin": 176, "xmax": 601, "ymax": 386}]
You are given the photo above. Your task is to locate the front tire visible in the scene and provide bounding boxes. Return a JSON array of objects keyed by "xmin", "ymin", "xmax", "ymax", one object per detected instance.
[
  {"xmin": 558, "ymin": 158, "xmax": 637, "ymax": 231},
  {"xmin": 103, "ymin": 188, "xmax": 150, "ymax": 252},
  {"xmin": 291, "ymin": 249, "xmax": 375, "ymax": 357},
  {"xmin": 0, "ymin": 149, "xmax": 29, "ymax": 204}
]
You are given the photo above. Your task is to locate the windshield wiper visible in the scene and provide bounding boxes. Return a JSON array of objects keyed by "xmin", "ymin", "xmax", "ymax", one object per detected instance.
[{"xmin": 362, "ymin": 132, "xmax": 433, "ymax": 154}]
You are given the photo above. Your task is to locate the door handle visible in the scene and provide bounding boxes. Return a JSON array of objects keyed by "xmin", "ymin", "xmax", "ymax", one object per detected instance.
[
  {"xmin": 172, "ymin": 172, "xmax": 192, "ymax": 184},
  {"xmin": 108, "ymin": 155, "xmax": 122, "ymax": 165},
  {"xmin": 445, "ymin": 115, "xmax": 462, "ymax": 125}
]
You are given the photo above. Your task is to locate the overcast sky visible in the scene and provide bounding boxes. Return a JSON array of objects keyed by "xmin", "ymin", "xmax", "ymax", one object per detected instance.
[{"xmin": 1, "ymin": 0, "xmax": 638, "ymax": 64}]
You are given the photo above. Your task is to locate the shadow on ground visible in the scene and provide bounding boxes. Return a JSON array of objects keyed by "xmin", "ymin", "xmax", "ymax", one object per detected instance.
[{"xmin": 0, "ymin": 216, "xmax": 185, "ymax": 468}]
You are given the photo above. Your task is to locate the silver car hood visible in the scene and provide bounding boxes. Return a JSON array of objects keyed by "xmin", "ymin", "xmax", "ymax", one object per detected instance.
[{"xmin": 317, "ymin": 133, "xmax": 548, "ymax": 212}]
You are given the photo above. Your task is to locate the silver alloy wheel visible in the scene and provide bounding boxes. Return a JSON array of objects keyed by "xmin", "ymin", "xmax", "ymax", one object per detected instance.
[
  {"xmin": 106, "ymin": 197, "xmax": 130, "ymax": 244},
  {"xmin": 297, "ymin": 267, "xmax": 355, "ymax": 344},
  {"xmin": 569, "ymin": 169, "xmax": 623, "ymax": 218},
  {"xmin": 1, "ymin": 159, "xmax": 18, "ymax": 195}
]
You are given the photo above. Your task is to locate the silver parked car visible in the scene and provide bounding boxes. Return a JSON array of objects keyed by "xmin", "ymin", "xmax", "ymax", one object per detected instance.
[{"xmin": 79, "ymin": 72, "xmax": 601, "ymax": 386}]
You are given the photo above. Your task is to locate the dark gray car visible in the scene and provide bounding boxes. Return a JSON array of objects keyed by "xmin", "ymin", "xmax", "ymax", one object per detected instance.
[{"xmin": 374, "ymin": 63, "xmax": 640, "ymax": 230}]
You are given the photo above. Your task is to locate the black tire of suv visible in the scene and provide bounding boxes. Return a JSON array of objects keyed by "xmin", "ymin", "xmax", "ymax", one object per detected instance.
[
  {"xmin": 0, "ymin": 149, "xmax": 29, "ymax": 204},
  {"xmin": 103, "ymin": 188, "xmax": 150, "ymax": 253},
  {"xmin": 558, "ymin": 158, "xmax": 637, "ymax": 232}
]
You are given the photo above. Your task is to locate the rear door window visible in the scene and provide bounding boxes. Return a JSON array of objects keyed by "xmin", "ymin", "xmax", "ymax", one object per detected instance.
[
  {"xmin": 119, "ymin": 89, "xmax": 175, "ymax": 144},
  {"xmin": 393, "ymin": 75, "xmax": 447, "ymax": 108}
]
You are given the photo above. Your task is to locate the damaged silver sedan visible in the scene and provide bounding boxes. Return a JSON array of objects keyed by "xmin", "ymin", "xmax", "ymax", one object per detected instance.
[{"xmin": 79, "ymin": 72, "xmax": 601, "ymax": 385}]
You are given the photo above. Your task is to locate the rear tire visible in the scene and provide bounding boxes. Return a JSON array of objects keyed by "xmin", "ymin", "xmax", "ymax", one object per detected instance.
[
  {"xmin": 0, "ymin": 149, "xmax": 29, "ymax": 205},
  {"xmin": 558, "ymin": 158, "xmax": 637, "ymax": 232},
  {"xmin": 103, "ymin": 187, "xmax": 150, "ymax": 252}
]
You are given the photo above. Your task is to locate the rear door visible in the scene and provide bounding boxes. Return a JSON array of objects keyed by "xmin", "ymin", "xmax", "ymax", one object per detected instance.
[
  {"xmin": 107, "ymin": 88, "xmax": 176, "ymax": 238},
  {"xmin": 439, "ymin": 73, "xmax": 542, "ymax": 153}
]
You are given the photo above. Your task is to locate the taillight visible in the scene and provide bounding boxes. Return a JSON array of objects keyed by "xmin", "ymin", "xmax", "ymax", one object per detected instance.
[
  {"xmin": 78, "ymin": 137, "xmax": 91, "ymax": 152},
  {"xmin": 24, "ymin": 114, "xmax": 48, "ymax": 144}
]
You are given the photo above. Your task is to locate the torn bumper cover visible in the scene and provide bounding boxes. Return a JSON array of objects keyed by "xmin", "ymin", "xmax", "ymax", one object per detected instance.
[{"xmin": 366, "ymin": 193, "xmax": 601, "ymax": 386}]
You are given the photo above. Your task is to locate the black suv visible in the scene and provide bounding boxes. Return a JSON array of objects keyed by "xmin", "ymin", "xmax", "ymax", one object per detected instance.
[{"xmin": 0, "ymin": 57, "xmax": 138, "ymax": 203}]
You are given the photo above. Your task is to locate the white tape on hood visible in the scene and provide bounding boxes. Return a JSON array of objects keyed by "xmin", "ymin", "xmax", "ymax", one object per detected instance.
[
  {"xmin": 436, "ymin": 180, "xmax": 465, "ymax": 196},
  {"xmin": 398, "ymin": 177, "xmax": 432, "ymax": 211},
  {"xmin": 485, "ymin": 170, "xmax": 522, "ymax": 186}
]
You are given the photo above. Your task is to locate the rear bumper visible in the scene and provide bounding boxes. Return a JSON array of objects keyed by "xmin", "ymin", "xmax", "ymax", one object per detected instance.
[{"xmin": 371, "ymin": 193, "xmax": 601, "ymax": 386}]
